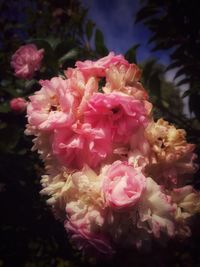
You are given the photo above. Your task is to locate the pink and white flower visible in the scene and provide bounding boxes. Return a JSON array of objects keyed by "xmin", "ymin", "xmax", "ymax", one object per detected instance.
[
  {"xmin": 102, "ymin": 161, "xmax": 146, "ymax": 209},
  {"xmin": 27, "ymin": 77, "xmax": 75, "ymax": 131},
  {"xmin": 138, "ymin": 177, "xmax": 175, "ymax": 238},
  {"xmin": 75, "ymin": 52, "xmax": 129, "ymax": 78},
  {"xmin": 52, "ymin": 122, "xmax": 112, "ymax": 169},
  {"xmin": 65, "ymin": 220, "xmax": 114, "ymax": 257},
  {"xmin": 84, "ymin": 92, "xmax": 149, "ymax": 144},
  {"xmin": 11, "ymin": 44, "xmax": 44, "ymax": 79}
]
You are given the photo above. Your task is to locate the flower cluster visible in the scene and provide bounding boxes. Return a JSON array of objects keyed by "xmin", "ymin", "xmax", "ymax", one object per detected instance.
[{"xmin": 25, "ymin": 52, "xmax": 200, "ymax": 258}]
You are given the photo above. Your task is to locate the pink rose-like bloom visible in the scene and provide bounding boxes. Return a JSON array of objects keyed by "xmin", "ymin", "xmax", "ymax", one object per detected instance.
[
  {"xmin": 52, "ymin": 122, "xmax": 112, "ymax": 169},
  {"xmin": 84, "ymin": 93, "xmax": 148, "ymax": 144},
  {"xmin": 138, "ymin": 177, "xmax": 175, "ymax": 238},
  {"xmin": 10, "ymin": 97, "xmax": 27, "ymax": 112},
  {"xmin": 102, "ymin": 161, "xmax": 146, "ymax": 209},
  {"xmin": 11, "ymin": 44, "xmax": 44, "ymax": 79},
  {"xmin": 27, "ymin": 77, "xmax": 76, "ymax": 131},
  {"xmin": 65, "ymin": 220, "xmax": 114, "ymax": 257},
  {"xmin": 75, "ymin": 52, "xmax": 129, "ymax": 77}
]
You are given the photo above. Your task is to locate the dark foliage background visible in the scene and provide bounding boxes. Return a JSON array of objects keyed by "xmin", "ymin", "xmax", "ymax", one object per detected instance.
[{"xmin": 1, "ymin": 0, "xmax": 200, "ymax": 266}]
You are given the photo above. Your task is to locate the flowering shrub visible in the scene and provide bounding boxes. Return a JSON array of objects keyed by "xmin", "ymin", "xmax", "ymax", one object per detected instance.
[{"xmin": 25, "ymin": 52, "xmax": 200, "ymax": 259}]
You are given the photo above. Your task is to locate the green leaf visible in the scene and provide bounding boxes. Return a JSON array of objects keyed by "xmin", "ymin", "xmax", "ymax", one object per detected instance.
[
  {"xmin": 182, "ymin": 89, "xmax": 191, "ymax": 98},
  {"xmin": 95, "ymin": 29, "xmax": 108, "ymax": 56},
  {"xmin": 55, "ymin": 40, "xmax": 77, "ymax": 58},
  {"xmin": 148, "ymin": 71, "xmax": 161, "ymax": 97},
  {"xmin": 135, "ymin": 6, "xmax": 159, "ymax": 23},
  {"xmin": 0, "ymin": 102, "xmax": 10, "ymax": 113},
  {"xmin": 140, "ymin": 58, "xmax": 157, "ymax": 84},
  {"xmin": 162, "ymin": 100, "xmax": 169, "ymax": 108},
  {"xmin": 59, "ymin": 49, "xmax": 79, "ymax": 65},
  {"xmin": 27, "ymin": 38, "xmax": 53, "ymax": 52},
  {"xmin": 125, "ymin": 44, "xmax": 140, "ymax": 63},
  {"xmin": 1, "ymin": 80, "xmax": 12, "ymax": 87},
  {"xmin": 25, "ymin": 79, "xmax": 37, "ymax": 90},
  {"xmin": 27, "ymin": 39, "xmax": 58, "ymax": 72},
  {"xmin": 176, "ymin": 78, "xmax": 190, "ymax": 87},
  {"xmin": 1, "ymin": 86, "xmax": 19, "ymax": 97},
  {"xmin": 166, "ymin": 61, "xmax": 183, "ymax": 71},
  {"xmin": 86, "ymin": 20, "xmax": 94, "ymax": 41},
  {"xmin": 45, "ymin": 37, "xmax": 61, "ymax": 50},
  {"xmin": 174, "ymin": 67, "xmax": 189, "ymax": 80}
]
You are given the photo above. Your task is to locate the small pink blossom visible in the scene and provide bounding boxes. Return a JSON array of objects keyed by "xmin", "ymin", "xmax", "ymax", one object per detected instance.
[
  {"xmin": 102, "ymin": 161, "xmax": 146, "ymax": 209},
  {"xmin": 84, "ymin": 93, "xmax": 148, "ymax": 144},
  {"xmin": 75, "ymin": 52, "xmax": 129, "ymax": 77},
  {"xmin": 11, "ymin": 44, "xmax": 44, "ymax": 79},
  {"xmin": 27, "ymin": 77, "xmax": 76, "ymax": 131},
  {"xmin": 10, "ymin": 97, "xmax": 27, "ymax": 112}
]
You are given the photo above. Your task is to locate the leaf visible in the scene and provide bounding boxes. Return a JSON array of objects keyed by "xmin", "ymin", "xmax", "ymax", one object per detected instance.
[
  {"xmin": 59, "ymin": 49, "xmax": 79, "ymax": 65},
  {"xmin": 135, "ymin": 6, "xmax": 159, "ymax": 23},
  {"xmin": 125, "ymin": 44, "xmax": 140, "ymax": 63},
  {"xmin": 25, "ymin": 79, "xmax": 37, "ymax": 90},
  {"xmin": 27, "ymin": 38, "xmax": 58, "ymax": 72},
  {"xmin": 141, "ymin": 58, "xmax": 157, "ymax": 84},
  {"xmin": 148, "ymin": 71, "xmax": 161, "ymax": 97},
  {"xmin": 182, "ymin": 89, "xmax": 191, "ymax": 98},
  {"xmin": 45, "ymin": 37, "xmax": 61, "ymax": 50},
  {"xmin": 0, "ymin": 102, "xmax": 10, "ymax": 113},
  {"xmin": 86, "ymin": 20, "xmax": 94, "ymax": 41},
  {"xmin": 1, "ymin": 86, "xmax": 19, "ymax": 97},
  {"xmin": 162, "ymin": 100, "xmax": 169, "ymax": 108},
  {"xmin": 166, "ymin": 62, "xmax": 183, "ymax": 71},
  {"xmin": 174, "ymin": 67, "xmax": 189, "ymax": 80},
  {"xmin": 148, "ymin": 34, "xmax": 158, "ymax": 44},
  {"xmin": 189, "ymin": 92, "xmax": 200, "ymax": 119},
  {"xmin": 176, "ymin": 78, "xmax": 191, "ymax": 87},
  {"xmin": 55, "ymin": 40, "xmax": 77, "ymax": 58},
  {"xmin": 95, "ymin": 29, "xmax": 108, "ymax": 56},
  {"xmin": 1, "ymin": 80, "xmax": 12, "ymax": 87},
  {"xmin": 27, "ymin": 38, "xmax": 53, "ymax": 52}
]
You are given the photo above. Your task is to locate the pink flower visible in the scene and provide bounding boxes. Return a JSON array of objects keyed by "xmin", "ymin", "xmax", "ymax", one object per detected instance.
[
  {"xmin": 84, "ymin": 93, "xmax": 148, "ymax": 144},
  {"xmin": 102, "ymin": 161, "xmax": 146, "ymax": 209},
  {"xmin": 10, "ymin": 97, "xmax": 27, "ymax": 112},
  {"xmin": 27, "ymin": 77, "xmax": 76, "ymax": 131},
  {"xmin": 65, "ymin": 201, "xmax": 114, "ymax": 257},
  {"xmin": 52, "ymin": 122, "xmax": 112, "ymax": 169},
  {"xmin": 64, "ymin": 68, "xmax": 99, "ymax": 116},
  {"xmin": 104, "ymin": 63, "xmax": 142, "ymax": 91},
  {"xmin": 75, "ymin": 52, "xmax": 129, "ymax": 77},
  {"xmin": 11, "ymin": 44, "xmax": 44, "ymax": 79},
  {"xmin": 172, "ymin": 186, "xmax": 200, "ymax": 218},
  {"xmin": 138, "ymin": 178, "xmax": 175, "ymax": 238},
  {"xmin": 65, "ymin": 220, "xmax": 114, "ymax": 257}
]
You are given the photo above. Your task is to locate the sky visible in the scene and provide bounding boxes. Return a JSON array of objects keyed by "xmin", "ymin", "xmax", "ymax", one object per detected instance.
[{"xmin": 82, "ymin": 0, "xmax": 171, "ymax": 64}]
